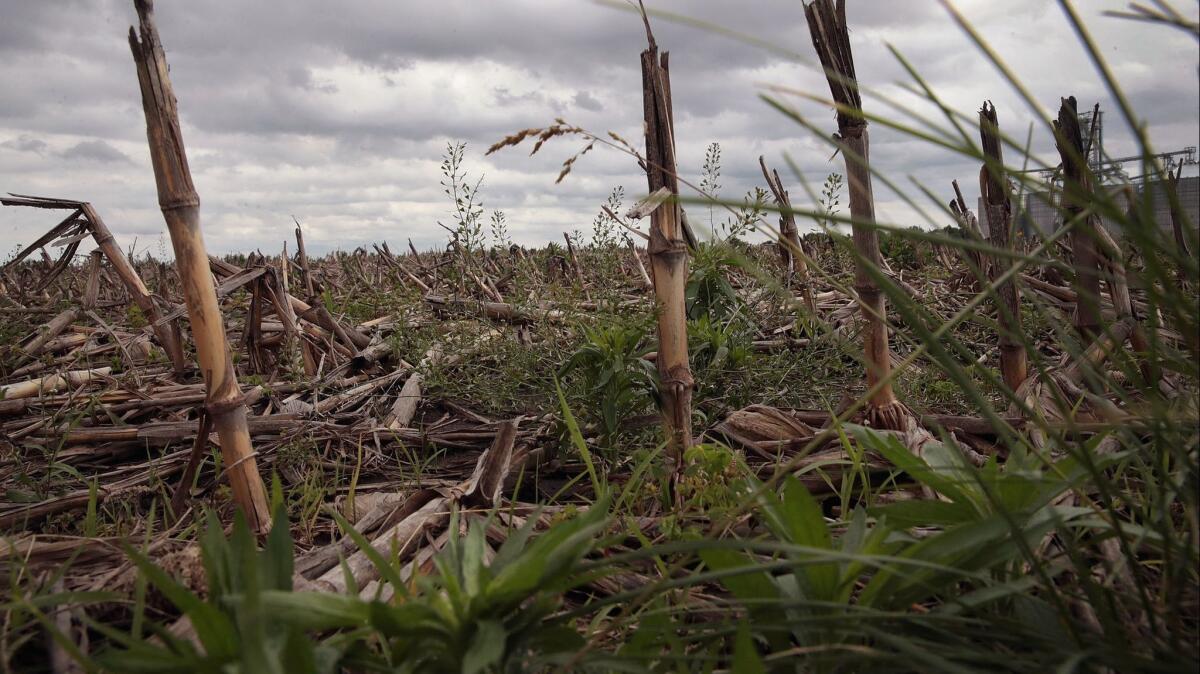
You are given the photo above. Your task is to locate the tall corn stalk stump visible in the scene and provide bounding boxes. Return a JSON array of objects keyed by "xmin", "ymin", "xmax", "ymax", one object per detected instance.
[
  {"xmin": 129, "ymin": 0, "xmax": 271, "ymax": 531},
  {"xmin": 979, "ymin": 102, "xmax": 1028, "ymax": 390},
  {"xmin": 805, "ymin": 0, "xmax": 909, "ymax": 430},
  {"xmin": 639, "ymin": 14, "xmax": 694, "ymax": 480},
  {"xmin": 1054, "ymin": 96, "xmax": 1103, "ymax": 340}
]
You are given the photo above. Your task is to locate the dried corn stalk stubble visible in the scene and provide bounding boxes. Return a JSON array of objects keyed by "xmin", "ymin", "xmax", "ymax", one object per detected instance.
[
  {"xmin": 804, "ymin": 0, "xmax": 910, "ymax": 431},
  {"xmin": 128, "ymin": 0, "xmax": 271, "ymax": 532}
]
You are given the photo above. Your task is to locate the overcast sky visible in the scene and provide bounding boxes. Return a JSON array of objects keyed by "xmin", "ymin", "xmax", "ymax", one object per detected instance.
[{"xmin": 1, "ymin": 1, "xmax": 1197, "ymax": 257}]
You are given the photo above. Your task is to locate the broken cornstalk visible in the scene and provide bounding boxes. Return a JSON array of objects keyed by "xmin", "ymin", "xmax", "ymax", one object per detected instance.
[
  {"xmin": 1054, "ymin": 96, "xmax": 1103, "ymax": 340},
  {"xmin": 294, "ymin": 218, "xmax": 316, "ymax": 297},
  {"xmin": 805, "ymin": 0, "xmax": 908, "ymax": 430},
  {"xmin": 129, "ymin": 0, "xmax": 271, "ymax": 531},
  {"xmin": 759, "ymin": 155, "xmax": 817, "ymax": 315},
  {"xmin": 0, "ymin": 196, "xmax": 188, "ymax": 375},
  {"xmin": 640, "ymin": 10, "xmax": 694, "ymax": 475},
  {"xmin": 82, "ymin": 202, "xmax": 188, "ymax": 376},
  {"xmin": 979, "ymin": 102, "xmax": 1027, "ymax": 390},
  {"xmin": 949, "ymin": 179, "xmax": 986, "ymax": 289}
]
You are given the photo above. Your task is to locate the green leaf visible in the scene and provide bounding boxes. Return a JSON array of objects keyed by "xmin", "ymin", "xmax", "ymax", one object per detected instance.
[
  {"xmin": 491, "ymin": 507, "xmax": 543, "ymax": 571},
  {"xmin": 462, "ymin": 619, "xmax": 506, "ymax": 674},
  {"xmin": 230, "ymin": 511, "xmax": 277, "ymax": 674},
  {"xmin": 920, "ymin": 437, "xmax": 981, "ymax": 505},
  {"xmin": 252, "ymin": 590, "xmax": 372, "ymax": 630},
  {"xmin": 263, "ymin": 500, "xmax": 294, "ymax": 592},
  {"xmin": 331, "ymin": 509, "xmax": 406, "ymax": 593},
  {"xmin": 555, "ymin": 377, "xmax": 603, "ymax": 496},
  {"xmin": 122, "ymin": 544, "xmax": 238, "ymax": 661},
  {"xmin": 280, "ymin": 628, "xmax": 318, "ymax": 674},
  {"xmin": 700, "ymin": 549, "xmax": 781, "ymax": 604},
  {"xmin": 869, "ymin": 499, "xmax": 978, "ymax": 529},
  {"xmin": 756, "ymin": 476, "xmax": 838, "ymax": 603},
  {"xmin": 486, "ymin": 497, "xmax": 608, "ymax": 607},
  {"xmin": 837, "ymin": 507, "xmax": 895, "ymax": 603},
  {"xmin": 484, "ymin": 536, "xmax": 546, "ymax": 606},
  {"xmin": 463, "ymin": 520, "xmax": 488, "ymax": 599},
  {"xmin": 859, "ymin": 516, "xmax": 1011, "ymax": 609},
  {"xmin": 856, "ymin": 426, "xmax": 977, "ymax": 508},
  {"xmin": 784, "ymin": 477, "xmax": 838, "ymax": 600},
  {"xmin": 700, "ymin": 548, "xmax": 790, "ymax": 653},
  {"xmin": 200, "ymin": 509, "xmax": 233, "ymax": 601},
  {"xmin": 732, "ymin": 623, "xmax": 766, "ymax": 674},
  {"xmin": 526, "ymin": 624, "xmax": 586, "ymax": 654}
]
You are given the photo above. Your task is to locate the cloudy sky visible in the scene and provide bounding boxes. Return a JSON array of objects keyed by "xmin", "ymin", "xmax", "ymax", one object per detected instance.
[{"xmin": 1, "ymin": 1, "xmax": 1196, "ymax": 257}]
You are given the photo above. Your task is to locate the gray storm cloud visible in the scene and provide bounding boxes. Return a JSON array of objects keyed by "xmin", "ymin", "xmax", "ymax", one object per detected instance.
[
  {"xmin": 59, "ymin": 139, "xmax": 133, "ymax": 164},
  {"xmin": 0, "ymin": 1, "xmax": 1196, "ymax": 256}
]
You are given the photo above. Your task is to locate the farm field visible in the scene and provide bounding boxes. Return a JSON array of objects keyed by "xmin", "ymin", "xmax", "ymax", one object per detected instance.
[{"xmin": 0, "ymin": 1, "xmax": 1197, "ymax": 672}]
